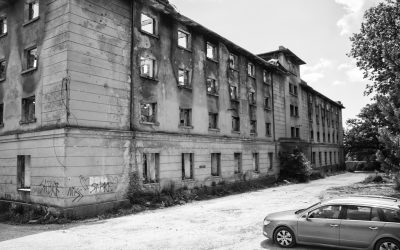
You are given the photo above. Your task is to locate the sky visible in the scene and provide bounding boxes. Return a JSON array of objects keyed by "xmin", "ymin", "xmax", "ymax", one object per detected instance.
[{"xmin": 168, "ymin": 0, "xmax": 382, "ymax": 126}]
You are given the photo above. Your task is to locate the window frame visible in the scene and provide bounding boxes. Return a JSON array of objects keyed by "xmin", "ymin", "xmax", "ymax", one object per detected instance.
[
  {"xmin": 206, "ymin": 42, "xmax": 218, "ymax": 62},
  {"xmin": 228, "ymin": 53, "xmax": 238, "ymax": 70},
  {"xmin": 140, "ymin": 12, "xmax": 157, "ymax": 36},
  {"xmin": 178, "ymin": 68, "xmax": 191, "ymax": 88},
  {"xmin": 177, "ymin": 29, "xmax": 191, "ymax": 50},
  {"xmin": 0, "ymin": 16, "xmax": 7, "ymax": 36},
  {"xmin": 0, "ymin": 102, "xmax": 4, "ymax": 127},
  {"xmin": 206, "ymin": 78, "xmax": 219, "ymax": 95},
  {"xmin": 233, "ymin": 153, "xmax": 242, "ymax": 174},
  {"xmin": 23, "ymin": 46, "xmax": 38, "ymax": 73},
  {"xmin": 179, "ymin": 108, "xmax": 192, "ymax": 128},
  {"xmin": 0, "ymin": 59, "xmax": 6, "ymax": 80},
  {"xmin": 140, "ymin": 56, "xmax": 156, "ymax": 79},
  {"xmin": 208, "ymin": 112, "xmax": 219, "ymax": 130},
  {"xmin": 247, "ymin": 62, "xmax": 255, "ymax": 78},
  {"xmin": 20, "ymin": 96, "xmax": 36, "ymax": 124},
  {"xmin": 266, "ymin": 122, "xmax": 271, "ymax": 137},
  {"xmin": 140, "ymin": 103, "xmax": 157, "ymax": 124},
  {"xmin": 17, "ymin": 155, "xmax": 31, "ymax": 191},
  {"xmin": 182, "ymin": 153, "xmax": 194, "ymax": 180},
  {"xmin": 211, "ymin": 153, "xmax": 221, "ymax": 177},
  {"xmin": 142, "ymin": 153, "xmax": 160, "ymax": 184}
]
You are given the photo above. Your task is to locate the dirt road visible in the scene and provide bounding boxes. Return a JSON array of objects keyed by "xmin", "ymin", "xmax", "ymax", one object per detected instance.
[{"xmin": 0, "ymin": 172, "xmax": 368, "ymax": 250}]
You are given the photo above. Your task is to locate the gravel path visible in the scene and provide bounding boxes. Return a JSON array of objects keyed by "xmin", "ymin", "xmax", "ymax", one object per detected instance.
[{"xmin": 0, "ymin": 172, "xmax": 368, "ymax": 250}]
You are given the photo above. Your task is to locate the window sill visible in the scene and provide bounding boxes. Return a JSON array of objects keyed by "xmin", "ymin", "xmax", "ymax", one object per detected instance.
[
  {"xmin": 140, "ymin": 30, "xmax": 159, "ymax": 39},
  {"xmin": 211, "ymin": 175, "xmax": 222, "ymax": 179},
  {"xmin": 179, "ymin": 125, "xmax": 193, "ymax": 129},
  {"xmin": 0, "ymin": 32, "xmax": 7, "ymax": 39},
  {"xmin": 21, "ymin": 67, "xmax": 38, "ymax": 75},
  {"xmin": 247, "ymin": 75, "xmax": 256, "ymax": 79},
  {"xmin": 140, "ymin": 75, "xmax": 158, "ymax": 82},
  {"xmin": 208, "ymin": 128, "xmax": 220, "ymax": 132},
  {"xmin": 289, "ymin": 93, "xmax": 298, "ymax": 97},
  {"xmin": 177, "ymin": 85, "xmax": 192, "ymax": 90},
  {"xmin": 140, "ymin": 121, "xmax": 160, "ymax": 126},
  {"xmin": 182, "ymin": 178, "xmax": 195, "ymax": 182},
  {"xmin": 206, "ymin": 58, "xmax": 219, "ymax": 64},
  {"xmin": 18, "ymin": 188, "xmax": 31, "ymax": 192},
  {"xmin": 20, "ymin": 118, "xmax": 37, "ymax": 125},
  {"xmin": 177, "ymin": 46, "xmax": 192, "ymax": 53},
  {"xmin": 231, "ymin": 130, "xmax": 240, "ymax": 134},
  {"xmin": 207, "ymin": 93, "xmax": 219, "ymax": 97},
  {"xmin": 23, "ymin": 17, "xmax": 40, "ymax": 27}
]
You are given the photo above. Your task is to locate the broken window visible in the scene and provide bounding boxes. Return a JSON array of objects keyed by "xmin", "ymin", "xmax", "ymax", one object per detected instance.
[
  {"xmin": 249, "ymin": 105, "xmax": 257, "ymax": 134},
  {"xmin": 28, "ymin": 1, "xmax": 39, "ymax": 21},
  {"xmin": 26, "ymin": 47, "xmax": 38, "ymax": 70},
  {"xmin": 268, "ymin": 152, "xmax": 273, "ymax": 170},
  {"xmin": 264, "ymin": 97, "xmax": 271, "ymax": 110},
  {"xmin": 234, "ymin": 153, "xmax": 242, "ymax": 174},
  {"xmin": 140, "ymin": 57, "xmax": 156, "ymax": 78},
  {"xmin": 263, "ymin": 71, "xmax": 270, "ymax": 84},
  {"xmin": 0, "ymin": 17, "xmax": 7, "ymax": 35},
  {"xmin": 232, "ymin": 116, "xmax": 240, "ymax": 132},
  {"xmin": 206, "ymin": 42, "xmax": 217, "ymax": 61},
  {"xmin": 142, "ymin": 153, "xmax": 160, "ymax": 183},
  {"xmin": 182, "ymin": 153, "xmax": 194, "ymax": 180},
  {"xmin": 206, "ymin": 78, "xmax": 218, "ymax": 95},
  {"xmin": 0, "ymin": 60, "xmax": 6, "ymax": 79},
  {"xmin": 229, "ymin": 53, "xmax": 238, "ymax": 70},
  {"xmin": 248, "ymin": 91, "xmax": 256, "ymax": 105},
  {"xmin": 317, "ymin": 131, "xmax": 320, "ymax": 142},
  {"xmin": 17, "ymin": 155, "xmax": 31, "ymax": 190},
  {"xmin": 178, "ymin": 30, "xmax": 190, "ymax": 49},
  {"xmin": 179, "ymin": 108, "xmax": 192, "ymax": 127},
  {"xmin": 247, "ymin": 63, "xmax": 255, "ymax": 77},
  {"xmin": 253, "ymin": 153, "xmax": 259, "ymax": 172},
  {"xmin": 141, "ymin": 13, "xmax": 155, "ymax": 35},
  {"xmin": 140, "ymin": 103, "xmax": 157, "ymax": 123},
  {"xmin": 178, "ymin": 69, "xmax": 190, "ymax": 87},
  {"xmin": 229, "ymin": 85, "xmax": 239, "ymax": 100},
  {"xmin": 209, "ymin": 112, "xmax": 218, "ymax": 129},
  {"xmin": 211, "ymin": 153, "xmax": 221, "ymax": 177},
  {"xmin": 21, "ymin": 96, "xmax": 36, "ymax": 124},
  {"xmin": 0, "ymin": 103, "xmax": 3, "ymax": 126},
  {"xmin": 266, "ymin": 123, "xmax": 271, "ymax": 137}
]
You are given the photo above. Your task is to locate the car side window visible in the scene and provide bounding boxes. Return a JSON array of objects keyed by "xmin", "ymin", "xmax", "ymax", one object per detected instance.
[
  {"xmin": 308, "ymin": 205, "xmax": 341, "ymax": 219},
  {"xmin": 344, "ymin": 206, "xmax": 373, "ymax": 221},
  {"xmin": 382, "ymin": 208, "xmax": 400, "ymax": 223}
]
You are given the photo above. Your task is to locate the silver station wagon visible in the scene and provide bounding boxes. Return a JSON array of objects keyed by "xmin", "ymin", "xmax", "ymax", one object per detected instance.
[{"xmin": 263, "ymin": 196, "xmax": 400, "ymax": 250}]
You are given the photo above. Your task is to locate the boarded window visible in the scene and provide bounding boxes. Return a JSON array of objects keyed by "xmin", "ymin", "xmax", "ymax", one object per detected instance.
[
  {"xmin": 28, "ymin": 1, "xmax": 39, "ymax": 21},
  {"xmin": 266, "ymin": 123, "xmax": 271, "ymax": 137},
  {"xmin": 140, "ymin": 103, "xmax": 157, "ymax": 123},
  {"xmin": 0, "ymin": 103, "xmax": 3, "ymax": 125},
  {"xmin": 17, "ymin": 155, "xmax": 31, "ymax": 190},
  {"xmin": 206, "ymin": 78, "xmax": 218, "ymax": 95},
  {"xmin": 232, "ymin": 116, "xmax": 240, "ymax": 132},
  {"xmin": 179, "ymin": 108, "xmax": 192, "ymax": 127},
  {"xmin": 178, "ymin": 30, "xmax": 189, "ymax": 49},
  {"xmin": 142, "ymin": 153, "xmax": 160, "ymax": 183},
  {"xmin": 247, "ymin": 63, "xmax": 255, "ymax": 77},
  {"xmin": 141, "ymin": 13, "xmax": 155, "ymax": 34},
  {"xmin": 234, "ymin": 153, "xmax": 242, "ymax": 174},
  {"xmin": 0, "ymin": 60, "xmax": 6, "ymax": 79},
  {"xmin": 253, "ymin": 153, "xmax": 259, "ymax": 172},
  {"xmin": 182, "ymin": 153, "xmax": 194, "ymax": 179},
  {"xmin": 209, "ymin": 113, "xmax": 218, "ymax": 129},
  {"xmin": 26, "ymin": 47, "xmax": 38, "ymax": 69},
  {"xmin": 0, "ymin": 17, "xmax": 7, "ymax": 35},
  {"xmin": 178, "ymin": 69, "xmax": 190, "ymax": 87},
  {"xmin": 206, "ymin": 42, "xmax": 217, "ymax": 61},
  {"xmin": 229, "ymin": 53, "xmax": 238, "ymax": 70},
  {"xmin": 140, "ymin": 57, "xmax": 155, "ymax": 78},
  {"xmin": 21, "ymin": 96, "xmax": 36, "ymax": 124},
  {"xmin": 211, "ymin": 153, "xmax": 221, "ymax": 177}
]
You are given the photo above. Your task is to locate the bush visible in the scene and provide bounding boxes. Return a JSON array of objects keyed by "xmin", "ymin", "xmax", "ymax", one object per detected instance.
[
  {"xmin": 363, "ymin": 174, "xmax": 385, "ymax": 183},
  {"xmin": 395, "ymin": 173, "xmax": 400, "ymax": 191},
  {"xmin": 279, "ymin": 151, "xmax": 312, "ymax": 183}
]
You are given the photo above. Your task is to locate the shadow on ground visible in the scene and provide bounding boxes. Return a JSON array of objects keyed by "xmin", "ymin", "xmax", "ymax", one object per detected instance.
[{"xmin": 260, "ymin": 239, "xmax": 334, "ymax": 250}]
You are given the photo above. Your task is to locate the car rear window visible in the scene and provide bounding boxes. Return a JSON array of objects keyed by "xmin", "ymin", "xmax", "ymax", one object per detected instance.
[
  {"xmin": 382, "ymin": 208, "xmax": 400, "ymax": 223},
  {"xmin": 345, "ymin": 206, "xmax": 373, "ymax": 221}
]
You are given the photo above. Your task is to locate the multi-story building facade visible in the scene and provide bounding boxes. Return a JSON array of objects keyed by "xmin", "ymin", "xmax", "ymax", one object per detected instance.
[{"xmin": 0, "ymin": 0, "xmax": 344, "ymax": 215}]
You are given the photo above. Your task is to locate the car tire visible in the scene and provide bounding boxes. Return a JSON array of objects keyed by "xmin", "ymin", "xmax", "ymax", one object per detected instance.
[
  {"xmin": 375, "ymin": 238, "xmax": 400, "ymax": 250},
  {"xmin": 274, "ymin": 226, "xmax": 296, "ymax": 248}
]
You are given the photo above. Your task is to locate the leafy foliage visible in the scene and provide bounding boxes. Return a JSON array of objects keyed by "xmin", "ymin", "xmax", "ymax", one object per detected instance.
[{"xmin": 279, "ymin": 151, "xmax": 312, "ymax": 183}]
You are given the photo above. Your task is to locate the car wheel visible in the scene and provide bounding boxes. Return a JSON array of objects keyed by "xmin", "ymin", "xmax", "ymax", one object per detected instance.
[
  {"xmin": 375, "ymin": 238, "xmax": 400, "ymax": 250},
  {"xmin": 274, "ymin": 227, "xmax": 296, "ymax": 248}
]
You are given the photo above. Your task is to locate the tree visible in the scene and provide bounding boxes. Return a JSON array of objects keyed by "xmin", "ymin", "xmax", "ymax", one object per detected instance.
[{"xmin": 349, "ymin": 0, "xmax": 400, "ymax": 96}]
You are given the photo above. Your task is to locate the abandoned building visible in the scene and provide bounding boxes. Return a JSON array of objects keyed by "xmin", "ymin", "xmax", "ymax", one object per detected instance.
[{"xmin": 0, "ymin": 0, "xmax": 344, "ymax": 215}]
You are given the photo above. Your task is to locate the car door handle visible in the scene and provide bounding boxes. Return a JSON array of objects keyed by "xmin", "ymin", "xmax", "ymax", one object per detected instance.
[
  {"xmin": 330, "ymin": 224, "xmax": 339, "ymax": 227},
  {"xmin": 369, "ymin": 227, "xmax": 378, "ymax": 230}
]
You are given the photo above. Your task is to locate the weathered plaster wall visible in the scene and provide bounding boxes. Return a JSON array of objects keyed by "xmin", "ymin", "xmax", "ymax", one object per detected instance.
[{"xmin": 66, "ymin": 0, "xmax": 131, "ymax": 130}]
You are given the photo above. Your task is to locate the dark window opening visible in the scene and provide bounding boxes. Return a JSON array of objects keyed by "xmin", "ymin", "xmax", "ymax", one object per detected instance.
[
  {"xmin": 140, "ymin": 103, "xmax": 157, "ymax": 123},
  {"xmin": 211, "ymin": 153, "xmax": 221, "ymax": 177},
  {"xmin": 268, "ymin": 152, "xmax": 273, "ymax": 170},
  {"xmin": 17, "ymin": 155, "xmax": 31, "ymax": 190},
  {"xmin": 266, "ymin": 123, "xmax": 271, "ymax": 137},
  {"xmin": 179, "ymin": 108, "xmax": 192, "ymax": 127},
  {"xmin": 142, "ymin": 153, "xmax": 160, "ymax": 183},
  {"xmin": 0, "ymin": 60, "xmax": 6, "ymax": 79},
  {"xmin": 232, "ymin": 116, "xmax": 240, "ymax": 132},
  {"xmin": 234, "ymin": 153, "xmax": 242, "ymax": 174},
  {"xmin": 182, "ymin": 153, "xmax": 194, "ymax": 180},
  {"xmin": 209, "ymin": 113, "xmax": 218, "ymax": 129},
  {"xmin": 0, "ymin": 103, "xmax": 3, "ymax": 126},
  {"xmin": 206, "ymin": 78, "xmax": 218, "ymax": 95},
  {"xmin": 21, "ymin": 96, "xmax": 36, "ymax": 124},
  {"xmin": 253, "ymin": 153, "xmax": 259, "ymax": 172}
]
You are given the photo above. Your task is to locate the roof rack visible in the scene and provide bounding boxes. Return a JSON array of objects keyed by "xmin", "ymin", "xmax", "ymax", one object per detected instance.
[{"xmin": 348, "ymin": 195, "xmax": 398, "ymax": 202}]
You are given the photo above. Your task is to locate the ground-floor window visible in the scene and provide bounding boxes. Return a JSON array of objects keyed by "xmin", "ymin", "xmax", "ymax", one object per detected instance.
[
  {"xmin": 312, "ymin": 152, "xmax": 316, "ymax": 164},
  {"xmin": 211, "ymin": 153, "xmax": 221, "ymax": 177},
  {"xmin": 182, "ymin": 153, "xmax": 194, "ymax": 180},
  {"xmin": 268, "ymin": 152, "xmax": 273, "ymax": 170},
  {"xmin": 324, "ymin": 152, "xmax": 327, "ymax": 166},
  {"xmin": 253, "ymin": 153, "xmax": 259, "ymax": 172},
  {"xmin": 319, "ymin": 152, "xmax": 322, "ymax": 166},
  {"xmin": 234, "ymin": 153, "xmax": 242, "ymax": 174},
  {"xmin": 142, "ymin": 153, "xmax": 160, "ymax": 183},
  {"xmin": 17, "ymin": 155, "xmax": 31, "ymax": 191}
]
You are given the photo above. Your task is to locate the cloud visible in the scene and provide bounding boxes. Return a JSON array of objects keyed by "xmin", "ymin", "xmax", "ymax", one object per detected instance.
[
  {"xmin": 335, "ymin": 0, "xmax": 382, "ymax": 36},
  {"xmin": 333, "ymin": 80, "xmax": 346, "ymax": 85},
  {"xmin": 301, "ymin": 58, "xmax": 332, "ymax": 83},
  {"xmin": 337, "ymin": 62, "xmax": 365, "ymax": 83}
]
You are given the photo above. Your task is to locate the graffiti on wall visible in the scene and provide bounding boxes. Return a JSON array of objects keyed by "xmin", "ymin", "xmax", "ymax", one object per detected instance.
[{"xmin": 35, "ymin": 175, "xmax": 119, "ymax": 202}]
